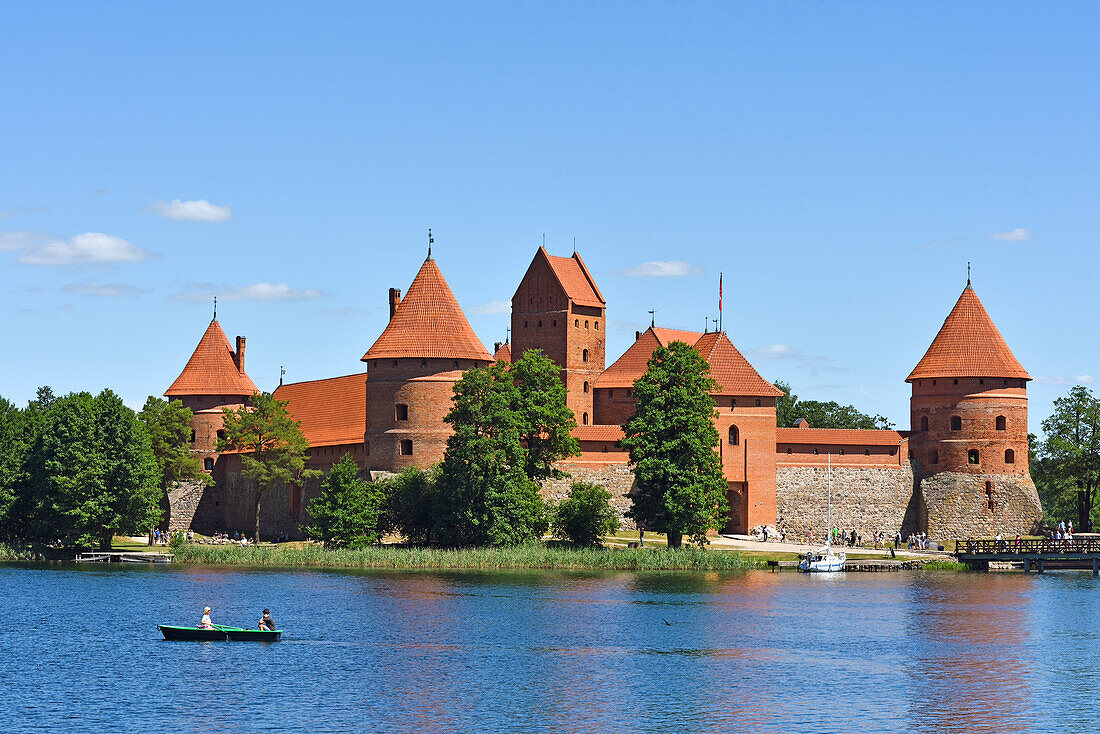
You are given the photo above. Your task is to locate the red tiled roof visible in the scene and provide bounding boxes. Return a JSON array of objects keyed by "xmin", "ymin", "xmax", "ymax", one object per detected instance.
[
  {"xmin": 907, "ymin": 284, "xmax": 1030, "ymax": 382},
  {"xmin": 362, "ymin": 257, "xmax": 493, "ymax": 362},
  {"xmin": 694, "ymin": 332, "xmax": 784, "ymax": 397},
  {"xmin": 776, "ymin": 427, "xmax": 908, "ymax": 446},
  {"xmin": 543, "ymin": 248, "xmax": 605, "ymax": 308},
  {"xmin": 596, "ymin": 327, "xmax": 781, "ymax": 396},
  {"xmin": 272, "ymin": 373, "xmax": 367, "ymax": 448},
  {"xmin": 573, "ymin": 425, "xmax": 624, "ymax": 442},
  {"xmin": 165, "ymin": 319, "xmax": 259, "ymax": 397},
  {"xmin": 493, "ymin": 342, "xmax": 512, "ymax": 362}
]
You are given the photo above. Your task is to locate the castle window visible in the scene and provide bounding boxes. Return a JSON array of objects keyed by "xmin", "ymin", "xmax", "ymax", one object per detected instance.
[
  {"xmin": 217, "ymin": 429, "xmax": 226, "ymax": 442},
  {"xmin": 538, "ymin": 320, "xmax": 542, "ymax": 327},
  {"xmin": 996, "ymin": 416, "xmax": 1006, "ymax": 431},
  {"xmin": 204, "ymin": 458, "xmax": 215, "ymax": 471},
  {"xmin": 582, "ymin": 349, "xmax": 589, "ymax": 362},
  {"xmin": 929, "ymin": 449, "xmax": 939, "ymax": 465},
  {"xmin": 953, "ymin": 379, "xmax": 958, "ymax": 385},
  {"xmin": 190, "ymin": 429, "xmax": 196, "ymax": 443},
  {"xmin": 595, "ymin": 321, "xmax": 599, "ymax": 330},
  {"xmin": 813, "ymin": 449, "xmax": 819, "ymax": 455},
  {"xmin": 839, "ymin": 449, "xmax": 845, "ymax": 456},
  {"xmin": 585, "ymin": 320, "xmax": 589, "ymax": 328},
  {"xmin": 608, "ymin": 389, "xmax": 613, "ymax": 398},
  {"xmin": 552, "ymin": 320, "xmax": 556, "ymax": 327},
  {"xmin": 865, "ymin": 449, "xmax": 870, "ymax": 456},
  {"xmin": 575, "ymin": 319, "xmax": 579, "ymax": 327},
  {"xmin": 400, "ymin": 440, "xmax": 413, "ymax": 456},
  {"xmin": 453, "ymin": 360, "xmax": 459, "ymax": 369},
  {"xmin": 582, "ymin": 412, "xmax": 589, "ymax": 426},
  {"xmin": 980, "ymin": 379, "xmax": 984, "ymax": 385},
  {"xmin": 755, "ymin": 399, "xmax": 761, "ymax": 407},
  {"xmin": 950, "ymin": 416, "xmax": 962, "ymax": 431},
  {"xmin": 968, "ymin": 449, "xmax": 980, "ymax": 465},
  {"xmin": 393, "ymin": 360, "xmax": 398, "ymax": 367},
  {"xmin": 731, "ymin": 398, "xmax": 737, "ymax": 407},
  {"xmin": 890, "ymin": 449, "xmax": 897, "ymax": 456},
  {"xmin": 933, "ymin": 380, "xmax": 937, "ymax": 386},
  {"xmin": 728, "ymin": 425, "xmax": 739, "ymax": 446},
  {"xmin": 525, "ymin": 321, "xmax": 528, "ymax": 328},
  {"xmin": 396, "ymin": 404, "xmax": 409, "ymax": 421},
  {"xmin": 787, "ymin": 448, "xmax": 792, "ymax": 454},
  {"xmin": 986, "ymin": 480, "xmax": 995, "ymax": 511},
  {"xmin": 421, "ymin": 359, "xmax": 426, "ymax": 367},
  {"xmin": 1005, "ymin": 449, "xmax": 1015, "ymax": 464},
  {"xmin": 583, "ymin": 382, "xmax": 590, "ymax": 393},
  {"xmin": 920, "ymin": 416, "xmax": 928, "ymax": 432}
]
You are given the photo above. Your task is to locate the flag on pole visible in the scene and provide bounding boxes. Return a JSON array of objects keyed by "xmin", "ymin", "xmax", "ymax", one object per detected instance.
[{"xmin": 719, "ymin": 272, "xmax": 723, "ymax": 313}]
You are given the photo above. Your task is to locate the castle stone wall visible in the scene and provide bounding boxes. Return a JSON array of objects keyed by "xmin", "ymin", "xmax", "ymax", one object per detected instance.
[
  {"xmin": 919, "ymin": 471, "xmax": 1042, "ymax": 538},
  {"xmin": 776, "ymin": 464, "xmax": 917, "ymax": 541},
  {"xmin": 541, "ymin": 463, "xmax": 638, "ymax": 530}
]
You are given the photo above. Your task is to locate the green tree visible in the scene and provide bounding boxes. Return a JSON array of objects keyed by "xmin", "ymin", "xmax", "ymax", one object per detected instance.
[
  {"xmin": 1037, "ymin": 386, "xmax": 1100, "ymax": 531},
  {"xmin": 550, "ymin": 481, "xmax": 620, "ymax": 546},
  {"xmin": 302, "ymin": 453, "xmax": 385, "ymax": 548},
  {"xmin": 40, "ymin": 390, "xmax": 161, "ymax": 549},
  {"xmin": 436, "ymin": 361, "xmax": 547, "ymax": 546},
  {"xmin": 773, "ymin": 380, "xmax": 893, "ymax": 429},
  {"xmin": 622, "ymin": 341, "xmax": 728, "ymax": 547},
  {"xmin": 383, "ymin": 466, "xmax": 441, "ymax": 545},
  {"xmin": 0, "ymin": 397, "xmax": 29, "ymax": 537},
  {"xmin": 219, "ymin": 392, "xmax": 321, "ymax": 542},
  {"xmin": 139, "ymin": 397, "xmax": 211, "ymax": 492},
  {"xmin": 511, "ymin": 349, "xmax": 580, "ymax": 480}
]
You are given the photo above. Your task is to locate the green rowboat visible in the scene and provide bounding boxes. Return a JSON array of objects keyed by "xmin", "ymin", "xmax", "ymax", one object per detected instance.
[{"xmin": 158, "ymin": 625, "xmax": 282, "ymax": 642}]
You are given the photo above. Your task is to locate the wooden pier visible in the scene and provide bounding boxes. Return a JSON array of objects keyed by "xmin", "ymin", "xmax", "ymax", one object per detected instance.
[
  {"xmin": 957, "ymin": 538, "xmax": 1100, "ymax": 574},
  {"xmin": 75, "ymin": 551, "xmax": 174, "ymax": 564}
]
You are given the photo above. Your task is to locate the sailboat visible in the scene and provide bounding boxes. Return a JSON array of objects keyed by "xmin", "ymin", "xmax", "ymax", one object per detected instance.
[{"xmin": 799, "ymin": 453, "xmax": 847, "ymax": 573}]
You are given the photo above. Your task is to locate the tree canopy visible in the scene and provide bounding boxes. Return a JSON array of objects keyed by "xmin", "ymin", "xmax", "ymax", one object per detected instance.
[
  {"xmin": 139, "ymin": 396, "xmax": 210, "ymax": 491},
  {"xmin": 774, "ymin": 380, "xmax": 894, "ymax": 430},
  {"xmin": 302, "ymin": 453, "xmax": 386, "ymax": 548},
  {"xmin": 220, "ymin": 392, "xmax": 320, "ymax": 541},
  {"xmin": 622, "ymin": 341, "xmax": 728, "ymax": 547},
  {"xmin": 510, "ymin": 348, "xmax": 580, "ymax": 480},
  {"xmin": 1035, "ymin": 385, "xmax": 1100, "ymax": 531}
]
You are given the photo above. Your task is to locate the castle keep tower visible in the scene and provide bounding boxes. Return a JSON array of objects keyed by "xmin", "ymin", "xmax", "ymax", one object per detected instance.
[
  {"xmin": 511, "ymin": 247, "xmax": 606, "ymax": 424},
  {"xmin": 165, "ymin": 315, "xmax": 259, "ymax": 476},
  {"xmin": 907, "ymin": 281, "xmax": 1042, "ymax": 538},
  {"xmin": 362, "ymin": 253, "xmax": 492, "ymax": 471}
]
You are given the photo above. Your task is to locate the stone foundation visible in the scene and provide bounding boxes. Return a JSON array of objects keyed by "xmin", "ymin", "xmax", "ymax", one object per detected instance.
[
  {"xmin": 541, "ymin": 463, "xmax": 638, "ymax": 530},
  {"xmin": 919, "ymin": 472, "xmax": 1042, "ymax": 538},
  {"xmin": 776, "ymin": 464, "xmax": 917, "ymax": 541},
  {"xmin": 164, "ymin": 480, "xmax": 207, "ymax": 531}
]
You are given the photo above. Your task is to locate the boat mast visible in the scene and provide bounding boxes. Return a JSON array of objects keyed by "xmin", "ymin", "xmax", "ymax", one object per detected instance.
[{"xmin": 827, "ymin": 453, "xmax": 832, "ymax": 541}]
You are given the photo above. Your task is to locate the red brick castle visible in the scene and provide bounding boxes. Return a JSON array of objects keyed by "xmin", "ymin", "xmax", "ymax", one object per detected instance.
[{"xmin": 165, "ymin": 244, "xmax": 1042, "ymax": 540}]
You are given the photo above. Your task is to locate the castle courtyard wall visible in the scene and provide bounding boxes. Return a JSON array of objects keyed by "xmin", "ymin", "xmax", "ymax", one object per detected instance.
[{"xmin": 775, "ymin": 464, "xmax": 918, "ymax": 541}]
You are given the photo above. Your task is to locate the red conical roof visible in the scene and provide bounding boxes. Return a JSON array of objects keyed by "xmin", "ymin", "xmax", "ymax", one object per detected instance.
[
  {"xmin": 165, "ymin": 319, "xmax": 259, "ymax": 396},
  {"xmin": 907, "ymin": 284, "xmax": 1030, "ymax": 382},
  {"xmin": 362, "ymin": 257, "xmax": 492, "ymax": 362}
]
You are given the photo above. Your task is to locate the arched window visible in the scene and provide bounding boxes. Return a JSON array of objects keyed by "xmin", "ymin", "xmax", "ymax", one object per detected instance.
[
  {"xmin": 582, "ymin": 349, "xmax": 589, "ymax": 362},
  {"xmin": 538, "ymin": 320, "xmax": 542, "ymax": 327},
  {"xmin": 583, "ymin": 382, "xmax": 590, "ymax": 393},
  {"xmin": 950, "ymin": 416, "xmax": 962, "ymax": 431},
  {"xmin": 920, "ymin": 416, "xmax": 928, "ymax": 432},
  {"xmin": 582, "ymin": 412, "xmax": 589, "ymax": 426},
  {"xmin": 585, "ymin": 320, "xmax": 589, "ymax": 328},
  {"xmin": 204, "ymin": 458, "xmax": 215, "ymax": 471},
  {"xmin": 189, "ymin": 429, "xmax": 196, "ymax": 443},
  {"xmin": 595, "ymin": 321, "xmax": 599, "ymax": 330},
  {"xmin": 755, "ymin": 399, "xmax": 761, "ymax": 407},
  {"xmin": 216, "ymin": 429, "xmax": 226, "ymax": 442},
  {"xmin": 929, "ymin": 449, "xmax": 939, "ymax": 465},
  {"xmin": 728, "ymin": 425, "xmax": 739, "ymax": 446},
  {"xmin": 787, "ymin": 447, "xmax": 792, "ymax": 454},
  {"xmin": 731, "ymin": 398, "xmax": 737, "ymax": 407},
  {"xmin": 996, "ymin": 416, "xmax": 1006, "ymax": 431},
  {"xmin": 865, "ymin": 449, "xmax": 871, "ymax": 456},
  {"xmin": 1005, "ymin": 449, "xmax": 1015, "ymax": 464},
  {"xmin": 400, "ymin": 440, "xmax": 413, "ymax": 456},
  {"xmin": 968, "ymin": 449, "xmax": 980, "ymax": 465},
  {"xmin": 396, "ymin": 404, "xmax": 409, "ymax": 421},
  {"xmin": 812, "ymin": 449, "xmax": 819, "ymax": 455},
  {"xmin": 575, "ymin": 319, "xmax": 579, "ymax": 327}
]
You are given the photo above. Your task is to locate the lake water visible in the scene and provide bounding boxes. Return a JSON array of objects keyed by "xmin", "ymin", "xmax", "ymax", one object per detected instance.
[{"xmin": 1, "ymin": 564, "xmax": 1098, "ymax": 733}]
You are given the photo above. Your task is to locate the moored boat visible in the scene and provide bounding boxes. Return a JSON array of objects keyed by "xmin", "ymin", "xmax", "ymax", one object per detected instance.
[{"xmin": 799, "ymin": 543, "xmax": 847, "ymax": 572}]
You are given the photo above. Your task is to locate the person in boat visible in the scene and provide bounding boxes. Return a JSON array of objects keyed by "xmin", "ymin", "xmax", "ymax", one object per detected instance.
[
  {"xmin": 258, "ymin": 609, "xmax": 276, "ymax": 631},
  {"xmin": 200, "ymin": 606, "xmax": 214, "ymax": 629}
]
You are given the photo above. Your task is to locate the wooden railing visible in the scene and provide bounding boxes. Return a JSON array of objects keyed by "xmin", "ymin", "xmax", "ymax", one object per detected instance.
[{"xmin": 959, "ymin": 538, "xmax": 1100, "ymax": 555}]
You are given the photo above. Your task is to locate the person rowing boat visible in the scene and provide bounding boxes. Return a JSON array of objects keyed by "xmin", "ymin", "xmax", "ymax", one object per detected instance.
[
  {"xmin": 258, "ymin": 609, "xmax": 276, "ymax": 631},
  {"xmin": 200, "ymin": 606, "xmax": 214, "ymax": 629}
]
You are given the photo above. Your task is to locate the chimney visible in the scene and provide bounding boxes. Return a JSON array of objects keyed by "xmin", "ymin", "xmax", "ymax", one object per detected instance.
[
  {"xmin": 388, "ymin": 288, "xmax": 402, "ymax": 320},
  {"xmin": 234, "ymin": 336, "xmax": 246, "ymax": 371},
  {"xmin": 635, "ymin": 331, "xmax": 641, "ymax": 341},
  {"xmin": 494, "ymin": 342, "xmax": 502, "ymax": 354}
]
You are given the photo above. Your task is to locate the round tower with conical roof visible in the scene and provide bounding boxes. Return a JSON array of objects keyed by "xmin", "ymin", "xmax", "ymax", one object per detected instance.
[
  {"xmin": 362, "ymin": 253, "xmax": 492, "ymax": 471},
  {"xmin": 907, "ymin": 281, "xmax": 1042, "ymax": 538}
]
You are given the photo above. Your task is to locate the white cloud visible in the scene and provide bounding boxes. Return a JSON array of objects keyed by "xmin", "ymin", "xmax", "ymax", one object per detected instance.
[
  {"xmin": 1034, "ymin": 375, "xmax": 1094, "ymax": 386},
  {"xmin": 991, "ymin": 228, "xmax": 1032, "ymax": 242},
  {"xmin": 151, "ymin": 199, "xmax": 231, "ymax": 222},
  {"xmin": 621, "ymin": 261, "xmax": 703, "ymax": 277},
  {"xmin": 748, "ymin": 344, "xmax": 851, "ymax": 374},
  {"xmin": 62, "ymin": 281, "xmax": 147, "ymax": 297},
  {"xmin": 16, "ymin": 233, "xmax": 152, "ymax": 266},
  {"xmin": 172, "ymin": 281, "xmax": 324, "ymax": 302},
  {"xmin": 0, "ymin": 206, "xmax": 48, "ymax": 221},
  {"xmin": 469, "ymin": 300, "xmax": 511, "ymax": 314},
  {"xmin": 0, "ymin": 231, "xmax": 36, "ymax": 251}
]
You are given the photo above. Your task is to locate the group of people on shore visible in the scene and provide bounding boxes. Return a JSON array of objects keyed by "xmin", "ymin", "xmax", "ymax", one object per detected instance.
[
  {"xmin": 907, "ymin": 532, "xmax": 931, "ymax": 550},
  {"xmin": 152, "ymin": 528, "xmax": 192, "ymax": 545},
  {"xmin": 807, "ymin": 527, "xmax": 906, "ymax": 550}
]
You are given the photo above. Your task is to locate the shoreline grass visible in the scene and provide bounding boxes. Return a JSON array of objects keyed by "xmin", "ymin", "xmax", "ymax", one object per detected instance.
[{"xmin": 171, "ymin": 542, "xmax": 764, "ymax": 571}]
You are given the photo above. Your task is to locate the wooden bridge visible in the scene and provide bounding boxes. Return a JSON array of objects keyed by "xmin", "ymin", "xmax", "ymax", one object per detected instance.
[
  {"xmin": 957, "ymin": 538, "xmax": 1100, "ymax": 574},
  {"xmin": 75, "ymin": 551, "xmax": 174, "ymax": 564}
]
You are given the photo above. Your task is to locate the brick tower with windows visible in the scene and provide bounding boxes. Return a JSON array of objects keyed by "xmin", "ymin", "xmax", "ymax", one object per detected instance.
[
  {"xmin": 362, "ymin": 250, "xmax": 492, "ymax": 471},
  {"xmin": 907, "ymin": 280, "xmax": 1042, "ymax": 538},
  {"xmin": 511, "ymin": 247, "xmax": 606, "ymax": 426}
]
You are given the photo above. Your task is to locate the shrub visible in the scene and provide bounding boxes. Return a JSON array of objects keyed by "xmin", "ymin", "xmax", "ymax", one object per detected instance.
[
  {"xmin": 302, "ymin": 454, "xmax": 386, "ymax": 548},
  {"xmin": 550, "ymin": 482, "xmax": 620, "ymax": 546}
]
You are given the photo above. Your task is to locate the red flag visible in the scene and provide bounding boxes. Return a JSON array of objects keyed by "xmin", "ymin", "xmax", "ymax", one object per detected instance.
[{"xmin": 719, "ymin": 273, "xmax": 723, "ymax": 312}]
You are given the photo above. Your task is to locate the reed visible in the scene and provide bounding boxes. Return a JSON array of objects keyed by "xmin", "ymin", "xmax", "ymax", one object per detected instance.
[
  {"xmin": 172, "ymin": 542, "xmax": 762, "ymax": 571},
  {"xmin": 0, "ymin": 543, "xmax": 49, "ymax": 561}
]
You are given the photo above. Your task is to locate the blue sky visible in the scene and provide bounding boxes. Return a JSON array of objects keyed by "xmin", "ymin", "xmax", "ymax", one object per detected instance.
[{"xmin": 1, "ymin": 1, "xmax": 1096, "ymax": 434}]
